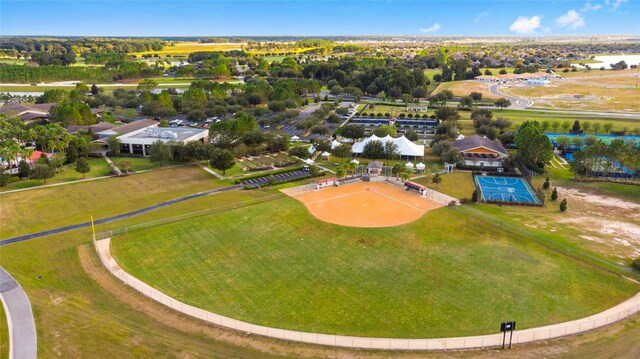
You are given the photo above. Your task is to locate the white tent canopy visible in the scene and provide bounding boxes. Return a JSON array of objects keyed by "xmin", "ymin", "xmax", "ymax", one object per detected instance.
[
  {"xmin": 405, "ymin": 162, "xmax": 415, "ymax": 168},
  {"xmin": 416, "ymin": 162, "xmax": 426, "ymax": 170},
  {"xmin": 350, "ymin": 159, "xmax": 359, "ymax": 164},
  {"xmin": 291, "ymin": 135, "xmax": 300, "ymax": 141},
  {"xmin": 321, "ymin": 151, "xmax": 331, "ymax": 157},
  {"xmin": 330, "ymin": 140, "xmax": 342, "ymax": 149},
  {"xmin": 351, "ymin": 134, "xmax": 424, "ymax": 158}
]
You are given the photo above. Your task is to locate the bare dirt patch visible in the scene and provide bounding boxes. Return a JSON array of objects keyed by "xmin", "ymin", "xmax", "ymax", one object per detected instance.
[
  {"xmin": 555, "ymin": 186, "xmax": 640, "ymax": 258},
  {"xmin": 558, "ymin": 187, "xmax": 640, "ymax": 212},
  {"xmin": 283, "ymin": 181, "xmax": 442, "ymax": 227}
]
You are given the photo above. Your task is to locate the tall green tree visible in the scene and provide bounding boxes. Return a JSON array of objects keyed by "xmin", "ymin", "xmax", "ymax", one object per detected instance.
[
  {"xmin": 148, "ymin": 140, "xmax": 171, "ymax": 166},
  {"xmin": 75, "ymin": 157, "xmax": 91, "ymax": 178},
  {"xmin": 515, "ymin": 121, "xmax": 553, "ymax": 170},
  {"xmin": 32, "ymin": 164, "xmax": 55, "ymax": 184}
]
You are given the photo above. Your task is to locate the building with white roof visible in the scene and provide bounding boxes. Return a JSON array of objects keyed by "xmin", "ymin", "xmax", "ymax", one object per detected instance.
[
  {"xmin": 117, "ymin": 125, "xmax": 209, "ymax": 156},
  {"xmin": 351, "ymin": 134, "xmax": 424, "ymax": 159}
]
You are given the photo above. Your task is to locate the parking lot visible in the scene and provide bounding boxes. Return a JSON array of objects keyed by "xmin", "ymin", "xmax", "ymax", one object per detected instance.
[{"xmin": 241, "ymin": 170, "xmax": 310, "ymax": 187}]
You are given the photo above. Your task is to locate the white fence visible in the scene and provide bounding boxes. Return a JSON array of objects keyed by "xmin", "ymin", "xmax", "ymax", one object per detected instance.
[{"xmin": 95, "ymin": 237, "xmax": 640, "ymax": 351}]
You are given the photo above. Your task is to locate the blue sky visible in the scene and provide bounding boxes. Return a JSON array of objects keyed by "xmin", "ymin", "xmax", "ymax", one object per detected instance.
[{"xmin": 1, "ymin": 0, "xmax": 638, "ymax": 36}]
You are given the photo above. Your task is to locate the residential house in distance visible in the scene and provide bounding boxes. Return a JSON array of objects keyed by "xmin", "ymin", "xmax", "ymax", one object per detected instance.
[{"xmin": 454, "ymin": 135, "xmax": 508, "ymax": 169}]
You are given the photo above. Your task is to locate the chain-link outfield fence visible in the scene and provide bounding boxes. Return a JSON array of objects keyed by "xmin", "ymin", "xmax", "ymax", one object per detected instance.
[
  {"xmin": 94, "ymin": 193, "xmax": 285, "ymax": 241},
  {"xmin": 94, "ymin": 237, "xmax": 640, "ymax": 351}
]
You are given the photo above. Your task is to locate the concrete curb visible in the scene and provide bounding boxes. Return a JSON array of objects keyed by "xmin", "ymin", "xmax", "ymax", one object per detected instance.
[{"xmin": 96, "ymin": 238, "xmax": 640, "ymax": 351}]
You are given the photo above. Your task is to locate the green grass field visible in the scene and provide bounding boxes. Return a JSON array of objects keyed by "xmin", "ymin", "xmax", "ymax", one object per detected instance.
[
  {"xmin": 1, "ymin": 158, "xmax": 112, "ymax": 192},
  {"xmin": 0, "ymin": 177, "xmax": 638, "ymax": 357},
  {"xmin": 111, "ymin": 196, "xmax": 637, "ymax": 338},
  {"xmin": 0, "ymin": 302, "xmax": 7, "ymax": 359},
  {"xmin": 0, "ymin": 165, "xmax": 221, "ymax": 239},
  {"xmin": 457, "ymin": 108, "xmax": 640, "ymax": 134},
  {"xmin": 412, "ymin": 171, "xmax": 476, "ymax": 199}
]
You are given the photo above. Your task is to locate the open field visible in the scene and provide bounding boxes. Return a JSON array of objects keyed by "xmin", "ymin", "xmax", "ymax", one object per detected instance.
[
  {"xmin": 468, "ymin": 163, "xmax": 640, "ymax": 265},
  {"xmin": 0, "ymin": 180, "xmax": 638, "ymax": 357},
  {"xmin": 432, "ymin": 80, "xmax": 500, "ymax": 99},
  {"xmin": 0, "ymin": 58, "xmax": 28, "ymax": 65},
  {"xmin": 457, "ymin": 109, "xmax": 640, "ymax": 134},
  {"xmin": 110, "ymin": 194, "xmax": 637, "ymax": 338},
  {"xmin": 505, "ymin": 76, "xmax": 640, "ymax": 112},
  {"xmin": 130, "ymin": 42, "xmax": 243, "ymax": 57},
  {"xmin": 284, "ymin": 182, "xmax": 441, "ymax": 227},
  {"xmin": 0, "ymin": 165, "xmax": 221, "ymax": 239},
  {"xmin": 1, "ymin": 157, "xmax": 112, "ymax": 192},
  {"xmin": 412, "ymin": 171, "xmax": 476, "ymax": 199}
]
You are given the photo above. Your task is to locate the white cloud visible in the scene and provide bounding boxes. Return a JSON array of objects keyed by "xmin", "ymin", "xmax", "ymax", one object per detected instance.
[
  {"xmin": 419, "ymin": 23, "xmax": 441, "ymax": 33},
  {"xmin": 581, "ymin": 2, "xmax": 602, "ymax": 12},
  {"xmin": 509, "ymin": 16, "xmax": 542, "ymax": 34},
  {"xmin": 606, "ymin": 0, "xmax": 628, "ymax": 11},
  {"xmin": 474, "ymin": 12, "xmax": 489, "ymax": 24},
  {"xmin": 556, "ymin": 10, "xmax": 586, "ymax": 29}
]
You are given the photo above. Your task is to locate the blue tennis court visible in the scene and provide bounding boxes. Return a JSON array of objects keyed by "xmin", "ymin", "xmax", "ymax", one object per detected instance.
[{"xmin": 475, "ymin": 175, "xmax": 540, "ymax": 204}]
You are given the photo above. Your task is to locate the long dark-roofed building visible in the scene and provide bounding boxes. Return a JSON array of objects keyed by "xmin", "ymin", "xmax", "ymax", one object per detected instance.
[{"xmin": 0, "ymin": 103, "xmax": 55, "ymax": 124}]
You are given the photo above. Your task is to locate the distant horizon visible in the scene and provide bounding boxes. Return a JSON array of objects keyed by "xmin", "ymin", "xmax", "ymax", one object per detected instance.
[
  {"xmin": 1, "ymin": 0, "xmax": 639, "ymax": 37},
  {"xmin": 2, "ymin": 34, "xmax": 638, "ymax": 39}
]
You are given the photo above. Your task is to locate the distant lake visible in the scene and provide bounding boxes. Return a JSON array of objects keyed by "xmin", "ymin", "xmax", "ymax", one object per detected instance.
[{"xmin": 576, "ymin": 54, "xmax": 640, "ymax": 69}]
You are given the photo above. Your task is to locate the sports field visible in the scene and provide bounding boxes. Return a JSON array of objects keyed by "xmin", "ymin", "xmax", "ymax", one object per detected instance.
[
  {"xmin": 475, "ymin": 175, "xmax": 540, "ymax": 204},
  {"xmin": 110, "ymin": 195, "xmax": 637, "ymax": 338},
  {"xmin": 283, "ymin": 182, "xmax": 441, "ymax": 227}
]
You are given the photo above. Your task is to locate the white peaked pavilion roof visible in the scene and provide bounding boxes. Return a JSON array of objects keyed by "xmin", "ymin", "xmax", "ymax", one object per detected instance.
[
  {"xmin": 331, "ymin": 139, "xmax": 342, "ymax": 149},
  {"xmin": 405, "ymin": 162, "xmax": 415, "ymax": 168},
  {"xmin": 321, "ymin": 151, "xmax": 331, "ymax": 157},
  {"xmin": 351, "ymin": 134, "xmax": 424, "ymax": 157},
  {"xmin": 416, "ymin": 162, "xmax": 426, "ymax": 170}
]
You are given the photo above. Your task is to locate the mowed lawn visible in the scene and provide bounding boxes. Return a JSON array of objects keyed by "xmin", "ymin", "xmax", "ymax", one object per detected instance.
[
  {"xmin": 111, "ymin": 197, "xmax": 637, "ymax": 338},
  {"xmin": 0, "ymin": 165, "xmax": 221, "ymax": 239},
  {"xmin": 413, "ymin": 171, "xmax": 476, "ymax": 199},
  {"xmin": 1, "ymin": 157, "xmax": 113, "ymax": 191},
  {"xmin": 432, "ymin": 80, "xmax": 500, "ymax": 100}
]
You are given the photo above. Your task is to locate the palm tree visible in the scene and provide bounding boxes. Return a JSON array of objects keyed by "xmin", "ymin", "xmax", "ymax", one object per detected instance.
[
  {"xmin": 346, "ymin": 161, "xmax": 357, "ymax": 177},
  {"xmin": 335, "ymin": 167, "xmax": 345, "ymax": 178}
]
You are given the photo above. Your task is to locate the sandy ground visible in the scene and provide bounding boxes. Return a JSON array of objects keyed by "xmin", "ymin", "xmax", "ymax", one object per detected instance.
[
  {"xmin": 555, "ymin": 186, "xmax": 640, "ymax": 259},
  {"xmin": 282, "ymin": 182, "xmax": 441, "ymax": 227}
]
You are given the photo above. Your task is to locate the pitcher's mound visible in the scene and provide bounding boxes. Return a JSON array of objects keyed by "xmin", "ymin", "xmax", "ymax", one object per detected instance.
[{"xmin": 282, "ymin": 182, "xmax": 442, "ymax": 227}]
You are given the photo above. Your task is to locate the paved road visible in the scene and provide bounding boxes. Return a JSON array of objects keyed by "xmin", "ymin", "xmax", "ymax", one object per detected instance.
[
  {"xmin": 0, "ymin": 267, "xmax": 37, "ymax": 359},
  {"xmin": 0, "ymin": 185, "xmax": 241, "ymax": 247},
  {"xmin": 488, "ymin": 83, "xmax": 532, "ymax": 108}
]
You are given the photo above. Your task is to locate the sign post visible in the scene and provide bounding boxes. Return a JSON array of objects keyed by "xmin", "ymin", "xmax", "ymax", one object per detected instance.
[{"xmin": 500, "ymin": 321, "xmax": 516, "ymax": 349}]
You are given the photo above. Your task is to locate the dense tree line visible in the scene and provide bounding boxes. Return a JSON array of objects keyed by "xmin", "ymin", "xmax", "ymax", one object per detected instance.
[
  {"xmin": 570, "ymin": 140, "xmax": 640, "ymax": 179},
  {"xmin": 0, "ymin": 37, "xmax": 163, "ymax": 56},
  {"xmin": 0, "ymin": 60, "xmax": 162, "ymax": 83}
]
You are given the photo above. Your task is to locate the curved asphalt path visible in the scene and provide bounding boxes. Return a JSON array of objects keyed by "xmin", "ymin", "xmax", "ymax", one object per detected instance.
[
  {"xmin": 0, "ymin": 185, "xmax": 241, "ymax": 247},
  {"xmin": 0, "ymin": 267, "xmax": 37, "ymax": 359}
]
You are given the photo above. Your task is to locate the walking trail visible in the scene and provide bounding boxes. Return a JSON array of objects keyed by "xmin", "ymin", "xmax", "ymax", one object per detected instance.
[{"xmin": 0, "ymin": 267, "xmax": 37, "ymax": 359}]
